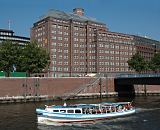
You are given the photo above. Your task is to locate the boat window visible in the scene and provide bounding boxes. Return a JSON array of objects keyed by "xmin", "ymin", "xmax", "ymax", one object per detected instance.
[
  {"xmin": 53, "ymin": 110, "xmax": 59, "ymax": 112},
  {"xmin": 75, "ymin": 109, "xmax": 81, "ymax": 113},
  {"xmin": 67, "ymin": 110, "xmax": 74, "ymax": 113},
  {"xmin": 60, "ymin": 110, "xmax": 66, "ymax": 113}
]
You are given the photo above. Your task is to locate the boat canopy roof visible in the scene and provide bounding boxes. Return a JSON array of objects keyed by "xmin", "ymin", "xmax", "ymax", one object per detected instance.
[{"xmin": 47, "ymin": 102, "xmax": 132, "ymax": 109}]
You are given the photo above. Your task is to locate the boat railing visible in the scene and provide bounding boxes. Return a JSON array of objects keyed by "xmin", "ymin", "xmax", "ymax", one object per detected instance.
[{"xmin": 81, "ymin": 102, "xmax": 134, "ymax": 114}]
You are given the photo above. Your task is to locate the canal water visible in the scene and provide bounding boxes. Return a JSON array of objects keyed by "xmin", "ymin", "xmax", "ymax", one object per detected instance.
[{"xmin": 0, "ymin": 96, "xmax": 160, "ymax": 130}]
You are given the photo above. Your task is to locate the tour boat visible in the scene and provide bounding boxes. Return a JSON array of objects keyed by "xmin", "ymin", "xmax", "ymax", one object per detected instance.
[{"xmin": 36, "ymin": 102, "xmax": 135, "ymax": 123}]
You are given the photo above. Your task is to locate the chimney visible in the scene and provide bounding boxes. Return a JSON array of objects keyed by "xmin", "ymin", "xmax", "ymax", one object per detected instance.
[{"xmin": 73, "ymin": 8, "xmax": 84, "ymax": 16}]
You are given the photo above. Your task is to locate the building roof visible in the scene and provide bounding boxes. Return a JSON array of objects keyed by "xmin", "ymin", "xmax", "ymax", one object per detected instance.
[
  {"xmin": 0, "ymin": 29, "xmax": 14, "ymax": 33},
  {"xmin": 132, "ymin": 35, "xmax": 160, "ymax": 48},
  {"xmin": 39, "ymin": 9, "xmax": 106, "ymax": 25},
  {"xmin": 133, "ymin": 35, "xmax": 160, "ymax": 43}
]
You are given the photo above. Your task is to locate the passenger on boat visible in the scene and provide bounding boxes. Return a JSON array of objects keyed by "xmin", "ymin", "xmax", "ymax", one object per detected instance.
[{"xmin": 63, "ymin": 102, "xmax": 67, "ymax": 106}]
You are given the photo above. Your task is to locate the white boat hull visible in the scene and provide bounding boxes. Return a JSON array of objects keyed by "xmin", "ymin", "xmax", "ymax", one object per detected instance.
[{"xmin": 37, "ymin": 109, "xmax": 135, "ymax": 123}]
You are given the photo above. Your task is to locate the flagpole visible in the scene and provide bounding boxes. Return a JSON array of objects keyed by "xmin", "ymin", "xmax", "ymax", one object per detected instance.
[{"xmin": 8, "ymin": 20, "xmax": 11, "ymax": 30}]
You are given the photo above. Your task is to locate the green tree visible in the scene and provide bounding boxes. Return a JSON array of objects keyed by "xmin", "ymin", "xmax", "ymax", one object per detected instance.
[
  {"xmin": 150, "ymin": 52, "xmax": 160, "ymax": 72},
  {"xmin": 0, "ymin": 40, "xmax": 50, "ymax": 77},
  {"xmin": 127, "ymin": 53, "xmax": 148, "ymax": 73},
  {"xmin": 20, "ymin": 41, "xmax": 50, "ymax": 76},
  {"xmin": 0, "ymin": 40, "xmax": 22, "ymax": 76}
]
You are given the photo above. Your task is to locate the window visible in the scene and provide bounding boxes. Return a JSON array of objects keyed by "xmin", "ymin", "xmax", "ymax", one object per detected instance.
[
  {"xmin": 64, "ymin": 56, "xmax": 68, "ymax": 59},
  {"xmin": 60, "ymin": 110, "xmax": 66, "ymax": 113},
  {"xmin": 74, "ymin": 38, "xmax": 78, "ymax": 41},
  {"xmin": 110, "ymin": 51, "xmax": 114, "ymax": 54},
  {"xmin": 64, "ymin": 32, "xmax": 68, "ymax": 35},
  {"xmin": 115, "ymin": 45, "xmax": 119, "ymax": 49},
  {"xmin": 80, "ymin": 62, "xmax": 84, "ymax": 65},
  {"xmin": 64, "ymin": 43, "xmax": 68, "ymax": 47},
  {"xmin": 53, "ymin": 55, "xmax": 56, "ymax": 58},
  {"xmin": 58, "ymin": 67, "xmax": 62, "ymax": 71},
  {"xmin": 58, "ymin": 61, "xmax": 62, "ymax": 65},
  {"xmin": 64, "ymin": 62, "xmax": 68, "ymax": 65},
  {"xmin": 59, "ymin": 55, "xmax": 62, "ymax": 59},
  {"xmin": 74, "ymin": 56, "xmax": 78, "ymax": 59},
  {"xmin": 116, "ymin": 57, "xmax": 119, "ymax": 60},
  {"xmin": 51, "ymin": 30, "xmax": 56, "ymax": 34},
  {"xmin": 64, "ymin": 26, "xmax": 68, "ymax": 30},
  {"xmin": 52, "ymin": 36, "xmax": 56, "ymax": 40},
  {"xmin": 53, "ymin": 110, "xmax": 59, "ymax": 112},
  {"xmin": 52, "ymin": 67, "xmax": 56, "ymax": 71},
  {"xmin": 110, "ymin": 44, "xmax": 114, "ymax": 48},
  {"xmin": 64, "ymin": 67, "xmax": 68, "ymax": 71},
  {"xmin": 74, "ymin": 44, "xmax": 79, "ymax": 47},
  {"xmin": 52, "ymin": 61, "xmax": 56, "ymax": 65},
  {"xmin": 52, "ymin": 24, "xmax": 57, "ymax": 28},
  {"xmin": 64, "ymin": 38, "xmax": 68, "ymax": 41},
  {"xmin": 99, "ymin": 44, "xmax": 104, "ymax": 47},
  {"xmin": 75, "ymin": 109, "xmax": 81, "ymax": 113},
  {"xmin": 74, "ymin": 32, "xmax": 78, "ymax": 36},
  {"xmin": 116, "ymin": 62, "xmax": 119, "ymax": 66},
  {"xmin": 111, "ymin": 57, "xmax": 114, "ymax": 60},
  {"xmin": 74, "ymin": 62, "xmax": 78, "ymax": 65},
  {"xmin": 105, "ymin": 50, "xmax": 109, "ymax": 54},
  {"xmin": 105, "ymin": 44, "xmax": 109, "ymax": 48},
  {"xmin": 57, "ymin": 25, "xmax": 62, "ymax": 29},
  {"xmin": 67, "ymin": 110, "xmax": 74, "ymax": 113},
  {"xmin": 58, "ymin": 31, "xmax": 62, "ymax": 34},
  {"xmin": 51, "ymin": 49, "xmax": 56, "ymax": 52},
  {"xmin": 58, "ymin": 43, "xmax": 62, "ymax": 46},
  {"xmin": 51, "ymin": 42, "xmax": 56, "ymax": 46},
  {"xmin": 58, "ymin": 49, "xmax": 62, "ymax": 53},
  {"xmin": 74, "ymin": 50, "xmax": 79, "ymax": 53},
  {"xmin": 80, "ymin": 50, "xmax": 84, "ymax": 53},
  {"xmin": 74, "ymin": 26, "xmax": 78, "ymax": 30},
  {"xmin": 58, "ymin": 37, "xmax": 62, "ymax": 40},
  {"xmin": 64, "ymin": 50, "xmax": 68, "ymax": 53},
  {"xmin": 105, "ymin": 62, "xmax": 109, "ymax": 65}
]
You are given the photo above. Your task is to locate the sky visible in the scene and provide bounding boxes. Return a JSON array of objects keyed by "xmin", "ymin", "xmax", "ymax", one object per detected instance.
[{"xmin": 0, "ymin": 0, "xmax": 160, "ymax": 40}]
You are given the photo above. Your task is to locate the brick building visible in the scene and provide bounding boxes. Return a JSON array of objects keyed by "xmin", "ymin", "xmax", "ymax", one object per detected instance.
[{"xmin": 31, "ymin": 8, "xmax": 160, "ymax": 77}]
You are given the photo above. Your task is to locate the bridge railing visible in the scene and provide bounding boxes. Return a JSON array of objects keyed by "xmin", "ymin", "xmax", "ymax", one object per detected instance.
[{"xmin": 116, "ymin": 73, "xmax": 160, "ymax": 78}]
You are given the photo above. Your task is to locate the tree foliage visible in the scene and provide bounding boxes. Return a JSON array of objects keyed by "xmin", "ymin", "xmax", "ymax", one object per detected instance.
[
  {"xmin": 0, "ymin": 40, "xmax": 50, "ymax": 76},
  {"xmin": 0, "ymin": 40, "xmax": 22, "ymax": 76},
  {"xmin": 127, "ymin": 53, "xmax": 148, "ymax": 73},
  {"xmin": 20, "ymin": 41, "xmax": 50, "ymax": 75},
  {"xmin": 149, "ymin": 52, "xmax": 160, "ymax": 72}
]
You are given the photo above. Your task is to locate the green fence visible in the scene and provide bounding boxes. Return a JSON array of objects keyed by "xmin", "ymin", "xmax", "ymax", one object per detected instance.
[
  {"xmin": 0, "ymin": 72, "xmax": 5, "ymax": 77},
  {"xmin": 0, "ymin": 71, "xmax": 28, "ymax": 77},
  {"xmin": 10, "ymin": 72, "xmax": 27, "ymax": 77}
]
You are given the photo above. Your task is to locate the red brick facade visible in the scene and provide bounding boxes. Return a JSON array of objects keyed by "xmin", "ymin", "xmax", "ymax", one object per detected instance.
[
  {"xmin": 0, "ymin": 77, "xmax": 115, "ymax": 97},
  {"xmin": 0, "ymin": 78, "xmax": 159, "ymax": 98}
]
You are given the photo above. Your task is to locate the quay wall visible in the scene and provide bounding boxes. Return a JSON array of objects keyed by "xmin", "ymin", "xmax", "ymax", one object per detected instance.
[
  {"xmin": 0, "ymin": 77, "xmax": 160, "ymax": 103},
  {"xmin": 134, "ymin": 85, "xmax": 160, "ymax": 95},
  {"xmin": 0, "ymin": 77, "xmax": 115, "ymax": 98}
]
